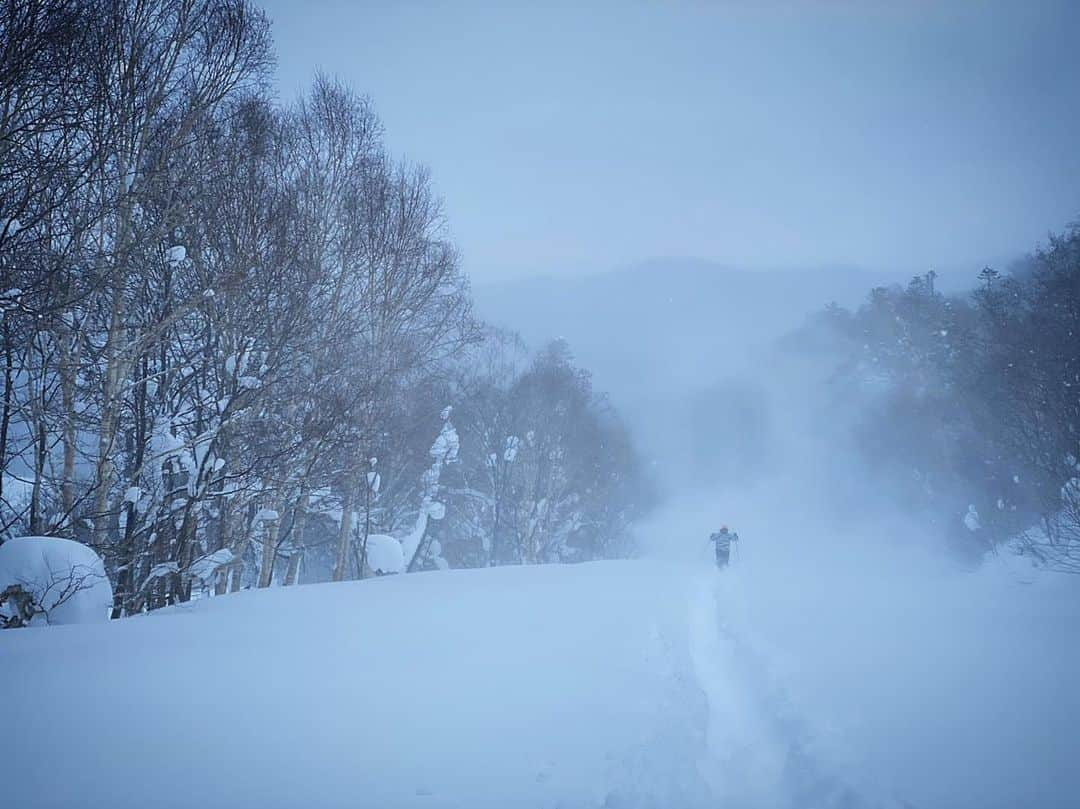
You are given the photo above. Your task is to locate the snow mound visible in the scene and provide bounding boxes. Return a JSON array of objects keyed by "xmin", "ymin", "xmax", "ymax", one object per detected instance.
[
  {"xmin": 0, "ymin": 536, "xmax": 113, "ymax": 626},
  {"xmin": 365, "ymin": 533, "xmax": 404, "ymax": 574}
]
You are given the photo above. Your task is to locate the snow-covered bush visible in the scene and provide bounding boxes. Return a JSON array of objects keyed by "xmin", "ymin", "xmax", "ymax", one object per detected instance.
[
  {"xmin": 0, "ymin": 537, "xmax": 113, "ymax": 627},
  {"xmin": 364, "ymin": 534, "xmax": 404, "ymax": 575}
]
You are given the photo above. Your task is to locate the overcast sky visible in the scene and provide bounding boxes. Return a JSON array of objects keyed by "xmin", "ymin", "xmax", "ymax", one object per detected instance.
[{"xmin": 260, "ymin": 0, "xmax": 1080, "ymax": 283}]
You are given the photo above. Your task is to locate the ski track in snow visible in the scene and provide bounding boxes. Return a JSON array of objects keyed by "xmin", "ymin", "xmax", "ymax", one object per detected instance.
[{"xmin": 684, "ymin": 569, "xmax": 908, "ymax": 809}]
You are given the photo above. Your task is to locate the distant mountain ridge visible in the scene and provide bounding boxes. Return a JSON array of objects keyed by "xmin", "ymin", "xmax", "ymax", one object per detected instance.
[{"xmin": 474, "ymin": 258, "xmax": 908, "ymax": 398}]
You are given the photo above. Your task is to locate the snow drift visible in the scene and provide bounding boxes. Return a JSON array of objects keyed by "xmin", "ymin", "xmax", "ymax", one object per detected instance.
[
  {"xmin": 0, "ymin": 559, "xmax": 874, "ymax": 809},
  {"xmin": 4, "ymin": 534, "xmax": 1075, "ymax": 808}
]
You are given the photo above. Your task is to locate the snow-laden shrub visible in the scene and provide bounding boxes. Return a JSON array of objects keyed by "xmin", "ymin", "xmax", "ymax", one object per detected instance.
[
  {"xmin": 0, "ymin": 537, "xmax": 113, "ymax": 627},
  {"xmin": 364, "ymin": 534, "xmax": 404, "ymax": 575}
]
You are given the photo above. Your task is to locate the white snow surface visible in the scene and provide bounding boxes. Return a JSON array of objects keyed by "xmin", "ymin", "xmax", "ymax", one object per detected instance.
[
  {"xmin": 0, "ymin": 536, "xmax": 113, "ymax": 625},
  {"xmin": 3, "ymin": 526, "xmax": 1078, "ymax": 809},
  {"xmin": 0, "ymin": 559, "xmax": 867, "ymax": 809},
  {"xmin": 635, "ymin": 488, "xmax": 1080, "ymax": 809}
]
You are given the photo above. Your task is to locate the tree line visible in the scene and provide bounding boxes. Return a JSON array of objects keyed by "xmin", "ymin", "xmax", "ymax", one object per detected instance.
[
  {"xmin": 0, "ymin": 0, "xmax": 651, "ymax": 616},
  {"xmin": 789, "ymin": 228, "xmax": 1080, "ymax": 572}
]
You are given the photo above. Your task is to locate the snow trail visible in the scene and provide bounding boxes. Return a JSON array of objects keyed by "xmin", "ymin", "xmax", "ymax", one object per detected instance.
[
  {"xmin": 686, "ymin": 566, "xmax": 908, "ymax": 809},
  {"xmin": 688, "ymin": 569, "xmax": 785, "ymax": 805}
]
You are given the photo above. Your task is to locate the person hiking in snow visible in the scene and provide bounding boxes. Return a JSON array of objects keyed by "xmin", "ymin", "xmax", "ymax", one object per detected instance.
[{"xmin": 709, "ymin": 526, "xmax": 738, "ymax": 568}]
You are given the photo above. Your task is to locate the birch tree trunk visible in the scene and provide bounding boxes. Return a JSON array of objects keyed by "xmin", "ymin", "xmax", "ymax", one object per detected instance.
[
  {"xmin": 333, "ymin": 476, "xmax": 357, "ymax": 582},
  {"xmin": 284, "ymin": 487, "xmax": 309, "ymax": 586},
  {"xmin": 91, "ymin": 243, "xmax": 128, "ymax": 549},
  {"xmin": 0, "ymin": 319, "xmax": 12, "ymax": 511},
  {"xmin": 257, "ymin": 509, "xmax": 281, "ymax": 588},
  {"xmin": 58, "ymin": 323, "xmax": 78, "ymax": 525}
]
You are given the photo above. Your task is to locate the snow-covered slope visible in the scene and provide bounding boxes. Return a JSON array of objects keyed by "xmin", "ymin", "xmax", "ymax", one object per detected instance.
[
  {"xmin": 4, "ymin": 546, "xmax": 1077, "ymax": 808},
  {"xmin": 638, "ymin": 487, "xmax": 1080, "ymax": 809},
  {"xmin": 2, "ymin": 560, "xmax": 872, "ymax": 809}
]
